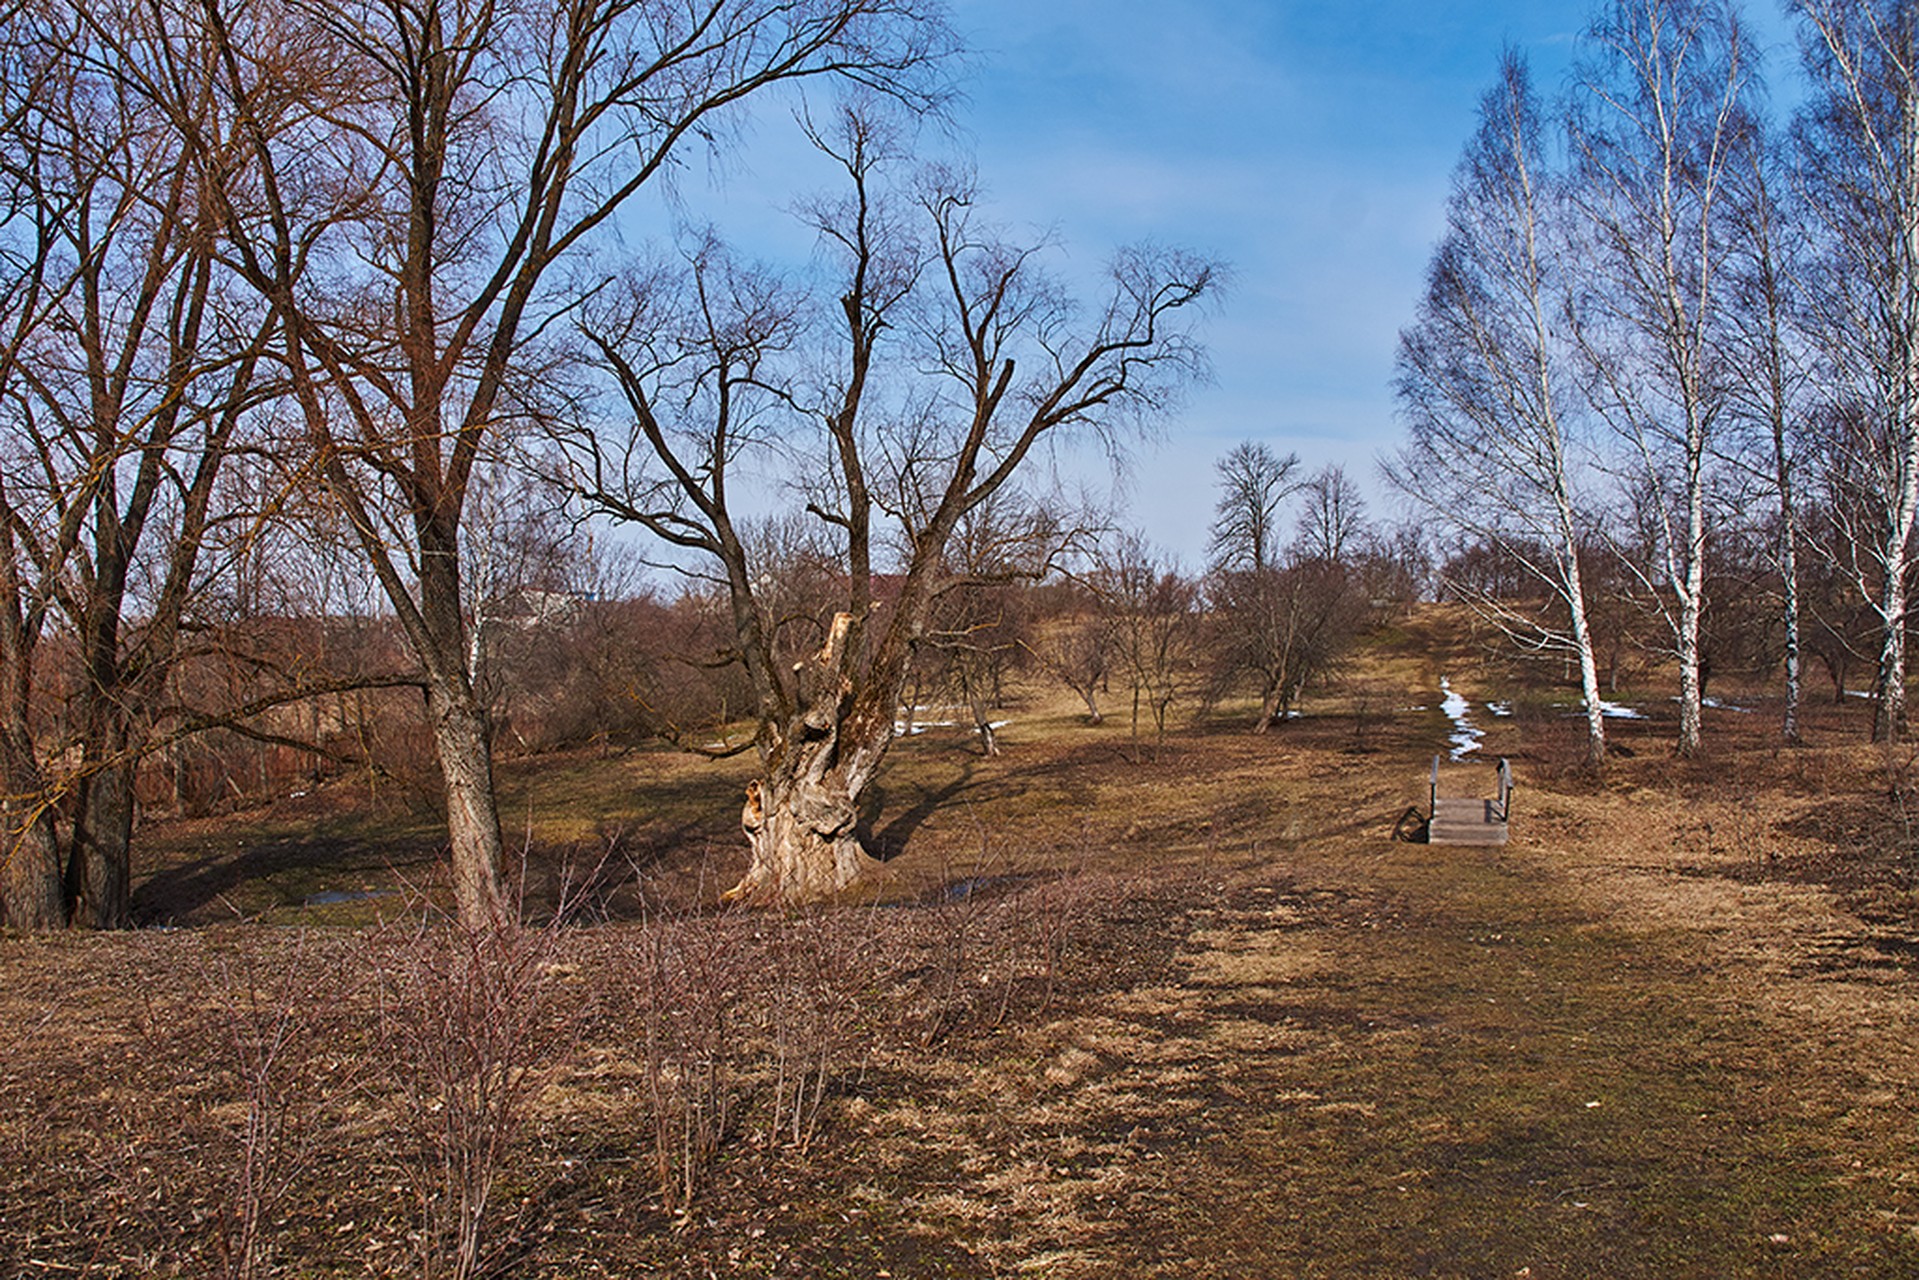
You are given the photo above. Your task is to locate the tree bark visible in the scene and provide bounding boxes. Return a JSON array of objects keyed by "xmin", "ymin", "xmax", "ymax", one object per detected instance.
[
  {"xmin": 732, "ymin": 767, "xmax": 874, "ymax": 907},
  {"xmin": 425, "ymin": 675, "xmax": 511, "ymax": 929},
  {"xmin": 67, "ymin": 754, "xmax": 133, "ymax": 929},
  {"xmin": 1780, "ymin": 522, "xmax": 1803, "ymax": 744},
  {"xmin": 1252, "ymin": 673, "xmax": 1286, "ymax": 734},
  {"xmin": 0, "ymin": 734, "xmax": 62, "ymax": 929},
  {"xmin": 1565, "ymin": 550, "xmax": 1608, "ymax": 771},
  {"xmin": 1876, "ymin": 574, "xmax": 1909, "ymax": 743}
]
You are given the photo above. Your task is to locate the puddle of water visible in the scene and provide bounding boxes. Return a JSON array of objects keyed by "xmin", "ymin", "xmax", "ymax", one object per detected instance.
[
  {"xmin": 304, "ymin": 889, "xmax": 392, "ymax": 907},
  {"xmin": 1440, "ymin": 678, "xmax": 1484, "ymax": 759}
]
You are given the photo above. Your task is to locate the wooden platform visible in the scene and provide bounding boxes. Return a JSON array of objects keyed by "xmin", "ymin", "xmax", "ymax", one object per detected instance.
[
  {"xmin": 1428, "ymin": 796, "xmax": 1509, "ymax": 846},
  {"xmin": 1421, "ymin": 756, "xmax": 1514, "ymax": 846}
]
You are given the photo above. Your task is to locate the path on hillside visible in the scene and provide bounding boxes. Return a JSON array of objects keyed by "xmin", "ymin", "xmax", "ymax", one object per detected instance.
[{"xmin": 878, "ymin": 833, "xmax": 1918, "ymax": 1279}]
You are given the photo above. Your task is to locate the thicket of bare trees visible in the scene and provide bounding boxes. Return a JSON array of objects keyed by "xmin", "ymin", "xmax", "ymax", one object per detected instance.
[
  {"xmin": 0, "ymin": 0, "xmax": 955, "ymax": 928},
  {"xmin": 1398, "ymin": 0, "xmax": 1919, "ymax": 760}
]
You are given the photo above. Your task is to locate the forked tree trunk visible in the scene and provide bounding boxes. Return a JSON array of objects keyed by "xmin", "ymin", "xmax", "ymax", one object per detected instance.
[
  {"xmin": 1252, "ymin": 672, "xmax": 1286, "ymax": 734},
  {"xmin": 731, "ymin": 763, "xmax": 874, "ymax": 907}
]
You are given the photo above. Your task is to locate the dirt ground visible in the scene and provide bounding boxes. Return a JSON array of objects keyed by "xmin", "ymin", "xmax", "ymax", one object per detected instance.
[{"xmin": 4, "ymin": 606, "xmax": 1918, "ymax": 1277}]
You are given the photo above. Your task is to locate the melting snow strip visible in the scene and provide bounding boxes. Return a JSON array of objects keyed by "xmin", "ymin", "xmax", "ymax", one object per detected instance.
[{"xmin": 1440, "ymin": 677, "xmax": 1484, "ymax": 759}]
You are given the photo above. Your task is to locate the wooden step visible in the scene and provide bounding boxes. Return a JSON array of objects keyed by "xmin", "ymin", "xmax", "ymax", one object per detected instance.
[{"xmin": 1428, "ymin": 797, "xmax": 1509, "ymax": 846}]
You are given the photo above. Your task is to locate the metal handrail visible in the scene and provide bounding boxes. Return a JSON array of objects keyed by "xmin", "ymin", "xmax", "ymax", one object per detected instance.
[
  {"xmin": 1495, "ymin": 757, "xmax": 1514, "ymax": 822},
  {"xmin": 1429, "ymin": 755, "xmax": 1440, "ymax": 819}
]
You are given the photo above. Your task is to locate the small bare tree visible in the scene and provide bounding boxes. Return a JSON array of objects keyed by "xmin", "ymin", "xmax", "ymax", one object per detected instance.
[
  {"xmin": 1104, "ymin": 533, "xmax": 1201, "ymax": 762},
  {"xmin": 1208, "ymin": 441, "xmax": 1300, "ymax": 575}
]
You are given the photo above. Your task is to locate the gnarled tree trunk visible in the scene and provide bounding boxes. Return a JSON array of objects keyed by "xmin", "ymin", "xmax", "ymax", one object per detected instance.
[{"xmin": 725, "ymin": 614, "xmax": 889, "ymax": 907}]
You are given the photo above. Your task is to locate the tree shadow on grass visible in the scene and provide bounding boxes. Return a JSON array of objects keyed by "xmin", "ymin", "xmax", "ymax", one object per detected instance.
[
  {"xmin": 862, "ymin": 760, "xmax": 981, "ymax": 862},
  {"xmin": 132, "ymin": 835, "xmax": 444, "ymax": 925}
]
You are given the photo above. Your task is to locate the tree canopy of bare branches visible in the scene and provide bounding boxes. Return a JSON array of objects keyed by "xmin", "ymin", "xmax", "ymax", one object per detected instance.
[{"xmin": 558, "ymin": 105, "xmax": 1219, "ymax": 904}]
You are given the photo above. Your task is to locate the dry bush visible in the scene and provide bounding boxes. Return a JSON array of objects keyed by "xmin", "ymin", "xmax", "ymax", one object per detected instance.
[
  {"xmin": 622, "ymin": 909, "xmax": 744, "ymax": 1215},
  {"xmin": 363, "ymin": 917, "xmax": 582, "ymax": 1280},
  {"xmin": 196, "ymin": 935, "xmax": 357, "ymax": 1280},
  {"xmin": 760, "ymin": 905, "xmax": 885, "ymax": 1152}
]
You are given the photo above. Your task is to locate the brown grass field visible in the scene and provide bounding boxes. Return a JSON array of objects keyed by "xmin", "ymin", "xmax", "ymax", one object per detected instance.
[{"xmin": 4, "ymin": 604, "xmax": 1919, "ymax": 1278}]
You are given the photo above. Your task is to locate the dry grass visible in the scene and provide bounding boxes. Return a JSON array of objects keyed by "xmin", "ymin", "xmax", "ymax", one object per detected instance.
[{"xmin": 5, "ymin": 605, "xmax": 1919, "ymax": 1276}]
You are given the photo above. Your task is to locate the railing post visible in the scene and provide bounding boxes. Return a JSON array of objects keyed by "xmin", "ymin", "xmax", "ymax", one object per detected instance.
[{"xmin": 1430, "ymin": 755, "xmax": 1440, "ymax": 818}]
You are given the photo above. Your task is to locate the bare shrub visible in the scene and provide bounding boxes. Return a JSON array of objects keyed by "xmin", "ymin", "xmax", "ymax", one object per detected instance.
[
  {"xmin": 364, "ymin": 917, "xmax": 580, "ymax": 1280},
  {"xmin": 626, "ymin": 909, "xmax": 742, "ymax": 1215},
  {"xmin": 761, "ymin": 906, "xmax": 883, "ymax": 1152},
  {"xmin": 914, "ymin": 841, "xmax": 1008, "ymax": 1046},
  {"xmin": 199, "ymin": 934, "xmax": 354, "ymax": 1280}
]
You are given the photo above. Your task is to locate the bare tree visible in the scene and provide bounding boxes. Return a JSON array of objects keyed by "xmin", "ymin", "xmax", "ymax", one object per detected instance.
[
  {"xmin": 1208, "ymin": 440, "xmax": 1299, "ymax": 574},
  {"xmin": 1294, "ymin": 464, "xmax": 1365, "ymax": 565},
  {"xmin": 1792, "ymin": 0, "xmax": 1919, "ymax": 740},
  {"xmin": 1205, "ymin": 450, "xmax": 1365, "ymax": 732},
  {"xmin": 561, "ymin": 107, "xmax": 1218, "ymax": 904},
  {"xmin": 1567, "ymin": 0, "xmax": 1753, "ymax": 757},
  {"xmin": 0, "ymin": 8, "xmax": 64, "ymax": 928},
  {"xmin": 1104, "ymin": 533, "xmax": 1200, "ymax": 762},
  {"xmin": 921, "ymin": 496, "xmax": 1051, "ymax": 757},
  {"xmin": 1023, "ymin": 575, "xmax": 1113, "ymax": 725},
  {"xmin": 0, "ymin": 0, "xmax": 275, "ymax": 927},
  {"xmin": 1391, "ymin": 50, "xmax": 1610, "ymax": 768},
  {"xmin": 201, "ymin": 0, "xmax": 951, "ymax": 926},
  {"xmin": 1723, "ymin": 101, "xmax": 1814, "ymax": 742}
]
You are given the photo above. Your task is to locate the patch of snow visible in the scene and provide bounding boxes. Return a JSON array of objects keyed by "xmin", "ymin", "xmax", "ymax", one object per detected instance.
[
  {"xmin": 1700, "ymin": 696, "xmax": 1754, "ymax": 714},
  {"xmin": 1485, "ymin": 701, "xmax": 1513, "ymax": 718},
  {"xmin": 894, "ymin": 717, "xmax": 1013, "ymax": 735},
  {"xmin": 1846, "ymin": 689, "xmax": 1874, "ymax": 700},
  {"xmin": 1588, "ymin": 699, "xmax": 1646, "ymax": 720},
  {"xmin": 1440, "ymin": 678, "xmax": 1484, "ymax": 759}
]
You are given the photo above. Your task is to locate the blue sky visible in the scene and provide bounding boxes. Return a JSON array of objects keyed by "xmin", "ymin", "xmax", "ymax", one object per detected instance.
[
  {"xmin": 944, "ymin": 0, "xmax": 1598, "ymax": 566},
  {"xmin": 656, "ymin": 0, "xmax": 1801, "ymax": 568}
]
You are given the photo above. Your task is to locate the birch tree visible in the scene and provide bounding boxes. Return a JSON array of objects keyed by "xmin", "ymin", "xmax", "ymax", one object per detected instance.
[
  {"xmin": 1567, "ymin": 0, "xmax": 1752, "ymax": 757},
  {"xmin": 1392, "ymin": 50, "xmax": 1610, "ymax": 769},
  {"xmin": 1723, "ymin": 102, "xmax": 1813, "ymax": 743},
  {"xmin": 1792, "ymin": 0, "xmax": 1919, "ymax": 740}
]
